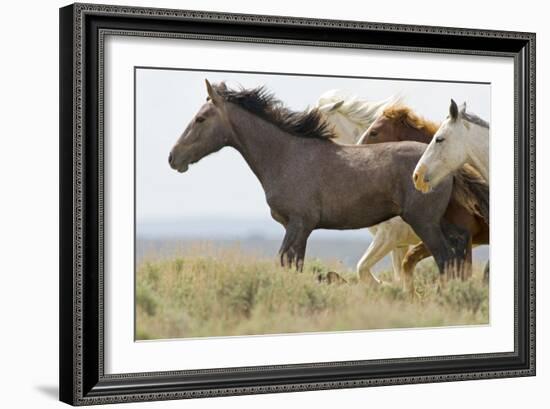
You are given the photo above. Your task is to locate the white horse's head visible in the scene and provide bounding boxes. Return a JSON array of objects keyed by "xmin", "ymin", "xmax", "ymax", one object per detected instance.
[
  {"xmin": 413, "ymin": 99, "xmax": 474, "ymax": 193},
  {"xmin": 316, "ymin": 90, "xmax": 361, "ymax": 144},
  {"xmin": 315, "ymin": 90, "xmax": 402, "ymax": 145}
]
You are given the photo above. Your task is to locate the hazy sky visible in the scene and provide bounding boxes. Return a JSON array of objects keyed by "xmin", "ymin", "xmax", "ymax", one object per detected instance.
[{"xmin": 135, "ymin": 68, "xmax": 490, "ymax": 238}]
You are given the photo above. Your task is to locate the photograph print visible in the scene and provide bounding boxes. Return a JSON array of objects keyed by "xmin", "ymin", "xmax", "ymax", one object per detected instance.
[{"xmin": 135, "ymin": 68, "xmax": 490, "ymax": 340}]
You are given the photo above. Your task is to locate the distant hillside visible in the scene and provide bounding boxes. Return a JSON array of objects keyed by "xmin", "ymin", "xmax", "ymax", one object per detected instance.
[{"xmin": 137, "ymin": 236, "xmax": 489, "ymax": 272}]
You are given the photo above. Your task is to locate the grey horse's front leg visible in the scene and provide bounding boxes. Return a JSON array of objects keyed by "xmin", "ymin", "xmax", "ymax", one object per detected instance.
[
  {"xmin": 279, "ymin": 227, "xmax": 297, "ymax": 267},
  {"xmin": 293, "ymin": 233, "xmax": 309, "ymax": 271},
  {"xmin": 278, "ymin": 219, "xmax": 312, "ymax": 271}
]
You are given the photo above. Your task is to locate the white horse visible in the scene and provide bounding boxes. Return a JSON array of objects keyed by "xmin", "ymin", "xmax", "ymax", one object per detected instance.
[
  {"xmin": 315, "ymin": 90, "xmax": 420, "ymax": 284},
  {"xmin": 413, "ymin": 99, "xmax": 489, "ymax": 193},
  {"xmin": 316, "ymin": 89, "xmax": 402, "ymax": 144}
]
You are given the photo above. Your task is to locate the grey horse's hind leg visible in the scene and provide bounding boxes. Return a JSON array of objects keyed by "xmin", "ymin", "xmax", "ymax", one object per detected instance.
[
  {"xmin": 401, "ymin": 177, "xmax": 458, "ymax": 278},
  {"xmin": 400, "ymin": 221, "xmax": 453, "ymax": 277},
  {"xmin": 440, "ymin": 221, "xmax": 471, "ymax": 279},
  {"xmin": 401, "ymin": 218, "xmax": 470, "ymax": 280}
]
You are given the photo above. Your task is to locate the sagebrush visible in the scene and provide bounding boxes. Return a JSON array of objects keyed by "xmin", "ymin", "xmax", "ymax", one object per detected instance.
[{"xmin": 136, "ymin": 244, "xmax": 488, "ymax": 340}]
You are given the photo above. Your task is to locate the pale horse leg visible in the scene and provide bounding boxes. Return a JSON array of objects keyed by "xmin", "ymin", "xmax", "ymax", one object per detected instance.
[
  {"xmin": 391, "ymin": 246, "xmax": 409, "ymax": 282},
  {"xmin": 356, "ymin": 217, "xmax": 419, "ymax": 284}
]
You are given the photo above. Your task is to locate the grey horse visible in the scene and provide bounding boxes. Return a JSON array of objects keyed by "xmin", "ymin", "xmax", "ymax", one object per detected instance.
[{"xmin": 168, "ymin": 80, "xmax": 471, "ymax": 278}]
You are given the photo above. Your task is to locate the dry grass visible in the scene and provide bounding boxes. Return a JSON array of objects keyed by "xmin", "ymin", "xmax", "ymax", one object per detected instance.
[{"xmin": 136, "ymin": 244, "xmax": 489, "ymax": 340}]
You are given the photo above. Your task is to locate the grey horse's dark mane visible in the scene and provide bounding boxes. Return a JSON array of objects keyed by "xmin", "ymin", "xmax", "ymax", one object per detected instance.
[
  {"xmin": 462, "ymin": 111, "xmax": 490, "ymax": 129},
  {"xmin": 214, "ymin": 84, "xmax": 336, "ymax": 140}
]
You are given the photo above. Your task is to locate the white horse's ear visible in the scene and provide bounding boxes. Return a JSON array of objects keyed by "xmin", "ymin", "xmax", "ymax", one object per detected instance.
[
  {"xmin": 459, "ymin": 101, "xmax": 467, "ymax": 115},
  {"xmin": 205, "ymin": 79, "xmax": 223, "ymax": 106},
  {"xmin": 316, "ymin": 103, "xmax": 329, "ymax": 112},
  {"xmin": 318, "ymin": 100, "xmax": 344, "ymax": 113},
  {"xmin": 449, "ymin": 99, "xmax": 459, "ymax": 121},
  {"xmin": 329, "ymin": 100, "xmax": 345, "ymax": 112}
]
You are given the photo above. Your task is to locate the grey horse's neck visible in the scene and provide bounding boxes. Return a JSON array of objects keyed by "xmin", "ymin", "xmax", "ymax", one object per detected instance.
[{"xmin": 225, "ymin": 104, "xmax": 296, "ymax": 187}]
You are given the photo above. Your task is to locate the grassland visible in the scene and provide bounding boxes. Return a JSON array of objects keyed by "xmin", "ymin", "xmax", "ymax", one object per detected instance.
[{"xmin": 136, "ymin": 243, "xmax": 489, "ymax": 340}]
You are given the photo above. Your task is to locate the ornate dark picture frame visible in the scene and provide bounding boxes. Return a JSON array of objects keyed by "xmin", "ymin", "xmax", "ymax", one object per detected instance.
[{"xmin": 59, "ymin": 3, "xmax": 535, "ymax": 406}]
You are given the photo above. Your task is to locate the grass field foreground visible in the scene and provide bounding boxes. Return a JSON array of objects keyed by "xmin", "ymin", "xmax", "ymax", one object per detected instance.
[{"xmin": 136, "ymin": 244, "xmax": 489, "ymax": 340}]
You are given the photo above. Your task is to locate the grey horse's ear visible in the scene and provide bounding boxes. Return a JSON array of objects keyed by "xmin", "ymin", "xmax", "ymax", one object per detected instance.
[
  {"xmin": 459, "ymin": 101, "xmax": 467, "ymax": 115},
  {"xmin": 449, "ymin": 99, "xmax": 459, "ymax": 121},
  {"xmin": 329, "ymin": 100, "xmax": 345, "ymax": 112},
  {"xmin": 205, "ymin": 79, "xmax": 223, "ymax": 106}
]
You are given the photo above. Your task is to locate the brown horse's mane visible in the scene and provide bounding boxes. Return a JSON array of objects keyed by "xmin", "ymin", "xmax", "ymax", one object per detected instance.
[
  {"xmin": 382, "ymin": 104, "xmax": 440, "ymax": 136},
  {"xmin": 214, "ymin": 83, "xmax": 336, "ymax": 140}
]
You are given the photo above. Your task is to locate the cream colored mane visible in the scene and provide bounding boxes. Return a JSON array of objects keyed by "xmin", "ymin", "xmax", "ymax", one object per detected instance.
[{"xmin": 316, "ymin": 89, "xmax": 403, "ymax": 129}]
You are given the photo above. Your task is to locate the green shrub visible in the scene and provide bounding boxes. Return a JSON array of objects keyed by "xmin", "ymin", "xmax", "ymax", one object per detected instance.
[{"xmin": 135, "ymin": 247, "xmax": 489, "ymax": 339}]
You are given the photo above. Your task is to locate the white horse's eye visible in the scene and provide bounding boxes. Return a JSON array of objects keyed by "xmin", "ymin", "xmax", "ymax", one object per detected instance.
[{"xmin": 435, "ymin": 137, "xmax": 445, "ymax": 143}]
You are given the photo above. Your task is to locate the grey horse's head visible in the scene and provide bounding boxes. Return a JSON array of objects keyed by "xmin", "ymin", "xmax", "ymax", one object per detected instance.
[{"xmin": 168, "ymin": 80, "xmax": 232, "ymax": 173}]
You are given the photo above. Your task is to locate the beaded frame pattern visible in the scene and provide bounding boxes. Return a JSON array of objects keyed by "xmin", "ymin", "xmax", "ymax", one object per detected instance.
[{"xmin": 67, "ymin": 3, "xmax": 535, "ymax": 405}]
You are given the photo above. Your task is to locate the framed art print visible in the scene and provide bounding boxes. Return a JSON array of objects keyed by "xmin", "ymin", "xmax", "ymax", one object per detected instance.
[{"xmin": 59, "ymin": 3, "xmax": 535, "ymax": 405}]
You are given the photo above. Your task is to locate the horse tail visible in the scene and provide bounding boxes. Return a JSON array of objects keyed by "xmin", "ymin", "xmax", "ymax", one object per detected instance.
[{"xmin": 451, "ymin": 164, "xmax": 489, "ymax": 224}]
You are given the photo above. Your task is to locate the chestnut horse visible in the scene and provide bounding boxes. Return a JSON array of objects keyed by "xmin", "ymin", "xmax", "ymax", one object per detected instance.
[{"xmin": 360, "ymin": 104, "xmax": 489, "ymax": 284}]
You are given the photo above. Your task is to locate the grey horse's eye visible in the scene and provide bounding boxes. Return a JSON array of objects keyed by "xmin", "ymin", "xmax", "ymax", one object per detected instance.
[
  {"xmin": 196, "ymin": 116, "xmax": 205, "ymax": 123},
  {"xmin": 435, "ymin": 137, "xmax": 445, "ymax": 143}
]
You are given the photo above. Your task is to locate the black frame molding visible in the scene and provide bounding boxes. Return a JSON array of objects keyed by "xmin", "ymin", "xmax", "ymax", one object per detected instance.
[{"xmin": 59, "ymin": 3, "xmax": 535, "ymax": 405}]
